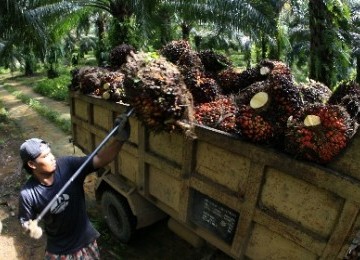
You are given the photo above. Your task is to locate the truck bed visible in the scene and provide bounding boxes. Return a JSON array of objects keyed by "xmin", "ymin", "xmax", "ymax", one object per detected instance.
[{"xmin": 70, "ymin": 91, "xmax": 360, "ymax": 259}]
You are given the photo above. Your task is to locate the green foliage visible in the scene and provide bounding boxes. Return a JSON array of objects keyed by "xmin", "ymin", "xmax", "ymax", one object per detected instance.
[
  {"xmin": 34, "ymin": 73, "xmax": 71, "ymax": 102},
  {"xmin": 0, "ymin": 103, "xmax": 9, "ymax": 123}
]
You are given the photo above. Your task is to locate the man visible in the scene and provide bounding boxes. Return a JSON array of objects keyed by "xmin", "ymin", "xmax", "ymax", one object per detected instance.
[{"xmin": 18, "ymin": 115, "xmax": 130, "ymax": 259}]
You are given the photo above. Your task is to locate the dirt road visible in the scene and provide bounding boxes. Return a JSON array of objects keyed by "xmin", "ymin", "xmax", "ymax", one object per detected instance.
[{"xmin": 0, "ymin": 77, "xmax": 230, "ymax": 260}]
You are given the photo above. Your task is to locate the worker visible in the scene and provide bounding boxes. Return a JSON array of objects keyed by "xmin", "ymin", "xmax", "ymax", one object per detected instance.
[{"xmin": 17, "ymin": 114, "xmax": 130, "ymax": 260}]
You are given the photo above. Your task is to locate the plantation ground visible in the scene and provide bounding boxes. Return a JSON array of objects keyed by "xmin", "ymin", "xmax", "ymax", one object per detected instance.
[{"xmin": 0, "ymin": 75, "xmax": 230, "ymax": 260}]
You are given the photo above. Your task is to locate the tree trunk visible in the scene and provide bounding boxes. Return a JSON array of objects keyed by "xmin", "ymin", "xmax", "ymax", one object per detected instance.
[
  {"xmin": 357, "ymin": 55, "xmax": 360, "ymax": 85},
  {"xmin": 95, "ymin": 13, "xmax": 107, "ymax": 66},
  {"xmin": 24, "ymin": 48, "xmax": 36, "ymax": 76},
  {"xmin": 181, "ymin": 22, "xmax": 191, "ymax": 40},
  {"xmin": 309, "ymin": 0, "xmax": 333, "ymax": 87}
]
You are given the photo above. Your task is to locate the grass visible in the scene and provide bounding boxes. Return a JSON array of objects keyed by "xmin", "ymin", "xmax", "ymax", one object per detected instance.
[
  {"xmin": 33, "ymin": 68, "xmax": 71, "ymax": 102},
  {"xmin": 3, "ymin": 84, "xmax": 71, "ymax": 134}
]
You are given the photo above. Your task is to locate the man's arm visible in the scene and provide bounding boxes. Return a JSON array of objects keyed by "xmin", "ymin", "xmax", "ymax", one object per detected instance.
[
  {"xmin": 92, "ymin": 114, "xmax": 131, "ymax": 169},
  {"xmin": 92, "ymin": 139, "xmax": 124, "ymax": 169}
]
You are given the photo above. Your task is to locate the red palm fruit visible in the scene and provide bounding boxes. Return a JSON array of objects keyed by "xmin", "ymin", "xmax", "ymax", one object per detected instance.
[
  {"xmin": 198, "ymin": 50, "xmax": 232, "ymax": 73},
  {"xmin": 183, "ymin": 68, "xmax": 221, "ymax": 105},
  {"xmin": 298, "ymin": 80, "xmax": 332, "ymax": 104},
  {"xmin": 285, "ymin": 104, "xmax": 357, "ymax": 164},
  {"xmin": 160, "ymin": 40, "xmax": 191, "ymax": 63},
  {"xmin": 194, "ymin": 97, "xmax": 239, "ymax": 133},
  {"xmin": 109, "ymin": 44, "xmax": 136, "ymax": 68},
  {"xmin": 236, "ymin": 105, "xmax": 275, "ymax": 143}
]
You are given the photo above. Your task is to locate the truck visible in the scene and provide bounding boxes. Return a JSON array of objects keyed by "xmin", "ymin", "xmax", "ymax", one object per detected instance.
[{"xmin": 70, "ymin": 90, "xmax": 360, "ymax": 259}]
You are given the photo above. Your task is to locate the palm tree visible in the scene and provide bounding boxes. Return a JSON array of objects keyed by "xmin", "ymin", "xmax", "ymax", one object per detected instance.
[
  {"xmin": 309, "ymin": 0, "xmax": 352, "ymax": 88},
  {"xmin": 0, "ymin": 0, "xmax": 83, "ymax": 76},
  {"xmin": 349, "ymin": 0, "xmax": 360, "ymax": 84}
]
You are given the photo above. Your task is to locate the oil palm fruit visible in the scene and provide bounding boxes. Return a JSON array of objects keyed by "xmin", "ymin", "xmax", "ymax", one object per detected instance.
[
  {"xmin": 298, "ymin": 80, "xmax": 332, "ymax": 104},
  {"xmin": 285, "ymin": 104, "xmax": 357, "ymax": 164},
  {"xmin": 121, "ymin": 51, "xmax": 194, "ymax": 132},
  {"xmin": 160, "ymin": 40, "xmax": 191, "ymax": 64},
  {"xmin": 328, "ymin": 81, "xmax": 360, "ymax": 123},
  {"xmin": 109, "ymin": 44, "xmax": 136, "ymax": 69},
  {"xmin": 199, "ymin": 50, "xmax": 232, "ymax": 73},
  {"xmin": 194, "ymin": 97, "xmax": 238, "ymax": 133},
  {"xmin": 177, "ymin": 49, "xmax": 204, "ymax": 72},
  {"xmin": 183, "ymin": 68, "xmax": 221, "ymax": 105},
  {"xmin": 216, "ymin": 68, "xmax": 243, "ymax": 95}
]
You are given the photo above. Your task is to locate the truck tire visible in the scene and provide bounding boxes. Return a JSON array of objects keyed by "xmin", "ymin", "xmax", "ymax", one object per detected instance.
[{"xmin": 101, "ymin": 191, "xmax": 136, "ymax": 243}]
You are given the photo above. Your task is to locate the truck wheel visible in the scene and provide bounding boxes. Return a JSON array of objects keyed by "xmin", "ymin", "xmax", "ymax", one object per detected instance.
[{"xmin": 101, "ymin": 191, "xmax": 136, "ymax": 243}]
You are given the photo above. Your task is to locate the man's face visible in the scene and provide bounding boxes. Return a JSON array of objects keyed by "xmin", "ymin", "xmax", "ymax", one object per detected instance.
[{"xmin": 31, "ymin": 144, "xmax": 56, "ymax": 174}]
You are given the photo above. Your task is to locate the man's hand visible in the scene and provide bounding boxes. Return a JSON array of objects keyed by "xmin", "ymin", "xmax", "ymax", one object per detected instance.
[
  {"xmin": 114, "ymin": 114, "xmax": 131, "ymax": 142},
  {"xmin": 22, "ymin": 220, "xmax": 43, "ymax": 239}
]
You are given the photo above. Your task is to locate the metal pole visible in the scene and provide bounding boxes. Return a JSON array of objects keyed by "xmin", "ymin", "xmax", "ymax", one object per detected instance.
[{"xmin": 36, "ymin": 108, "xmax": 134, "ymax": 221}]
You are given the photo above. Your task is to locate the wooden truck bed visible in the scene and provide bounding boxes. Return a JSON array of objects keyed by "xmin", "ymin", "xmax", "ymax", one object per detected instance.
[{"xmin": 70, "ymin": 91, "xmax": 360, "ymax": 259}]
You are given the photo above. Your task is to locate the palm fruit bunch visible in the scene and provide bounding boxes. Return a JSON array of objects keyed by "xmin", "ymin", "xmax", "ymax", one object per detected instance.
[
  {"xmin": 160, "ymin": 40, "xmax": 191, "ymax": 64},
  {"xmin": 235, "ymin": 81, "xmax": 270, "ymax": 106},
  {"xmin": 329, "ymin": 80, "xmax": 360, "ymax": 104},
  {"xmin": 219, "ymin": 60, "xmax": 292, "ymax": 95},
  {"xmin": 236, "ymin": 104, "xmax": 275, "ymax": 143},
  {"xmin": 120, "ymin": 51, "xmax": 194, "ymax": 132},
  {"xmin": 97, "ymin": 71, "xmax": 126, "ymax": 102},
  {"xmin": 177, "ymin": 49, "xmax": 204, "ymax": 72},
  {"xmin": 198, "ymin": 50, "xmax": 232, "ymax": 74},
  {"xmin": 328, "ymin": 81, "xmax": 360, "ymax": 123},
  {"xmin": 73, "ymin": 67, "xmax": 109, "ymax": 96},
  {"xmin": 285, "ymin": 104, "xmax": 357, "ymax": 164},
  {"xmin": 234, "ymin": 75, "xmax": 302, "ymax": 144},
  {"xmin": 109, "ymin": 44, "xmax": 136, "ymax": 69},
  {"xmin": 298, "ymin": 80, "xmax": 332, "ymax": 105},
  {"xmin": 216, "ymin": 68, "xmax": 244, "ymax": 95},
  {"xmin": 234, "ymin": 81, "xmax": 275, "ymax": 143},
  {"xmin": 183, "ymin": 68, "xmax": 221, "ymax": 105},
  {"xmin": 267, "ymin": 75, "xmax": 303, "ymax": 129},
  {"xmin": 194, "ymin": 97, "xmax": 239, "ymax": 133},
  {"xmin": 234, "ymin": 66, "xmax": 268, "ymax": 91},
  {"xmin": 260, "ymin": 59, "xmax": 292, "ymax": 81},
  {"xmin": 68, "ymin": 66, "xmax": 101, "ymax": 93}
]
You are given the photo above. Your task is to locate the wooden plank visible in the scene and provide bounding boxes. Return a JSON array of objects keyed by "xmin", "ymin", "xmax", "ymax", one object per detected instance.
[
  {"xmin": 178, "ymin": 136, "xmax": 197, "ymax": 221},
  {"xmin": 137, "ymin": 122, "xmax": 147, "ymax": 196},
  {"xmin": 230, "ymin": 162, "xmax": 265, "ymax": 258},
  {"xmin": 320, "ymin": 200, "xmax": 360, "ymax": 259},
  {"xmin": 253, "ymin": 209, "xmax": 326, "ymax": 255}
]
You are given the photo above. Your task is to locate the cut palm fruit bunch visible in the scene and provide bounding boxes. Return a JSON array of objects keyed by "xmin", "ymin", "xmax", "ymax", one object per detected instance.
[
  {"xmin": 160, "ymin": 40, "xmax": 191, "ymax": 63},
  {"xmin": 216, "ymin": 68, "xmax": 244, "ymax": 95},
  {"xmin": 98, "ymin": 71, "xmax": 126, "ymax": 102},
  {"xmin": 109, "ymin": 43, "xmax": 136, "ymax": 69},
  {"xmin": 235, "ymin": 104, "xmax": 275, "ymax": 143},
  {"xmin": 120, "ymin": 51, "xmax": 194, "ymax": 132},
  {"xmin": 285, "ymin": 104, "xmax": 357, "ymax": 164},
  {"xmin": 235, "ymin": 81, "xmax": 270, "ymax": 106},
  {"xmin": 328, "ymin": 81, "xmax": 360, "ymax": 123},
  {"xmin": 198, "ymin": 49, "xmax": 232, "ymax": 74},
  {"xmin": 235, "ymin": 81, "xmax": 275, "ymax": 143},
  {"xmin": 177, "ymin": 49, "xmax": 204, "ymax": 73},
  {"xmin": 68, "ymin": 66, "xmax": 103, "ymax": 93},
  {"xmin": 194, "ymin": 97, "xmax": 239, "ymax": 133},
  {"xmin": 219, "ymin": 60, "xmax": 292, "ymax": 95},
  {"xmin": 260, "ymin": 59, "xmax": 293, "ymax": 80},
  {"xmin": 328, "ymin": 80, "xmax": 360, "ymax": 104},
  {"xmin": 267, "ymin": 75, "xmax": 303, "ymax": 128},
  {"xmin": 234, "ymin": 75, "xmax": 302, "ymax": 144},
  {"xmin": 69, "ymin": 66, "xmax": 126, "ymax": 102},
  {"xmin": 183, "ymin": 68, "xmax": 222, "ymax": 105},
  {"xmin": 298, "ymin": 80, "xmax": 332, "ymax": 104}
]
